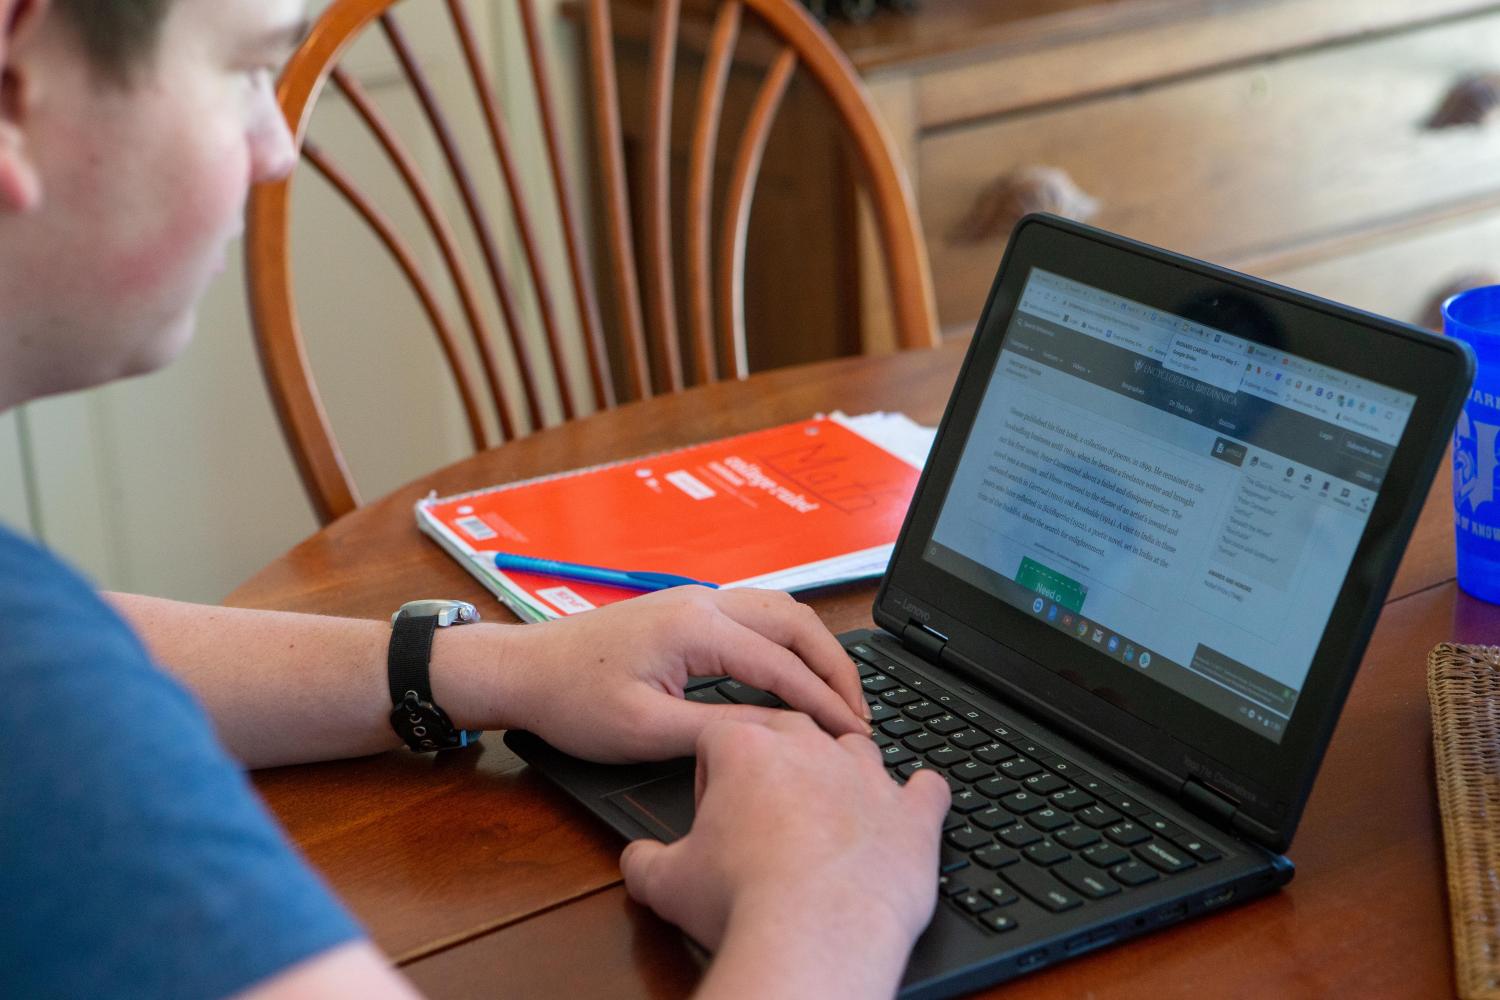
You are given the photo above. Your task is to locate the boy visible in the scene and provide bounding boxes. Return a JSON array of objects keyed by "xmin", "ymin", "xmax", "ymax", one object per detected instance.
[{"xmin": 0, "ymin": 1, "xmax": 947, "ymax": 998}]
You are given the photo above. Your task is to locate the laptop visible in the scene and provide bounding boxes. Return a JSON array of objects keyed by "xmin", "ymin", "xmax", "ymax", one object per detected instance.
[{"xmin": 505, "ymin": 215, "xmax": 1473, "ymax": 997}]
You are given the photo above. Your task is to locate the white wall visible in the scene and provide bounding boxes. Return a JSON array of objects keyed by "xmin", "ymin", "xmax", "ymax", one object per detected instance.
[
  {"xmin": 0, "ymin": 410, "xmax": 34, "ymax": 535},
  {"xmin": 11, "ymin": 0, "xmax": 587, "ymax": 603}
]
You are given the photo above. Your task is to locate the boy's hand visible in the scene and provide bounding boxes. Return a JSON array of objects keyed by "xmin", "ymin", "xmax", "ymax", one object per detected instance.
[
  {"xmin": 439, "ymin": 587, "xmax": 870, "ymax": 763},
  {"xmin": 620, "ymin": 714, "xmax": 948, "ymax": 998}
]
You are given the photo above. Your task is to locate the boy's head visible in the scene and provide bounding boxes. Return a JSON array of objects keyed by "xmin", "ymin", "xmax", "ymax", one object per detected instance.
[{"xmin": 0, "ymin": 0, "xmax": 306, "ymax": 410}]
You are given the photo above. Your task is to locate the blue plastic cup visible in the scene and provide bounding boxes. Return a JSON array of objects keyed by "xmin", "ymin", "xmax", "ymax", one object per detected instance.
[{"xmin": 1445, "ymin": 286, "xmax": 1500, "ymax": 603}]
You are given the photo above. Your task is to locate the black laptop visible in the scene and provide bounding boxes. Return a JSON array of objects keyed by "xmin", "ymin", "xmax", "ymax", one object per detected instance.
[{"xmin": 506, "ymin": 215, "xmax": 1473, "ymax": 997}]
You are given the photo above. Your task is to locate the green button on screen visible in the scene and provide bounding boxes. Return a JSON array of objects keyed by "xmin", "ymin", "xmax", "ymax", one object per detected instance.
[{"xmin": 1016, "ymin": 557, "xmax": 1087, "ymax": 613}]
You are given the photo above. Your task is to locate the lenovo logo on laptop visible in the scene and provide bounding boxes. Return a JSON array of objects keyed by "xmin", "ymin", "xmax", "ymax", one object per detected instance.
[{"xmin": 897, "ymin": 596, "xmax": 932, "ymax": 623}]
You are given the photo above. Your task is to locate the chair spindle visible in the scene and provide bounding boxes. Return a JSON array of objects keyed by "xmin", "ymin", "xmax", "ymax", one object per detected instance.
[
  {"xmin": 380, "ymin": 12, "xmax": 547, "ymax": 433},
  {"xmin": 587, "ymin": 0, "xmax": 653, "ymax": 401},
  {"xmin": 686, "ymin": 1, "xmax": 742, "ymax": 384},
  {"xmin": 329, "ymin": 65, "xmax": 519, "ymax": 439},
  {"xmin": 442, "ymin": 0, "xmax": 580, "ymax": 423},
  {"xmin": 643, "ymin": 0, "xmax": 685, "ymax": 392},
  {"xmin": 717, "ymin": 47, "xmax": 797, "ymax": 380},
  {"xmin": 518, "ymin": 0, "xmax": 615, "ymax": 411},
  {"xmin": 303, "ymin": 140, "xmax": 494, "ymax": 452}
]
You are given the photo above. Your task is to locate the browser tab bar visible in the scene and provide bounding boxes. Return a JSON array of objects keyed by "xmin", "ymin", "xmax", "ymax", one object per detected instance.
[{"xmin": 1020, "ymin": 268, "xmax": 1412, "ymax": 447}]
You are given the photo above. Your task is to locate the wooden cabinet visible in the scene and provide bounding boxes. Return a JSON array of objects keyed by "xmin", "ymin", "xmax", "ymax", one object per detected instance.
[
  {"xmin": 613, "ymin": 0, "xmax": 1500, "ymax": 353},
  {"xmin": 866, "ymin": 0, "xmax": 1500, "ymax": 341},
  {"xmin": 915, "ymin": 9, "xmax": 1500, "ymax": 329}
]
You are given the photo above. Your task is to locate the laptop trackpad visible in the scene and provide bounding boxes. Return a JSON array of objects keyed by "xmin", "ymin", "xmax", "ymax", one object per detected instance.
[{"xmin": 604, "ymin": 771, "xmax": 696, "ymax": 842}]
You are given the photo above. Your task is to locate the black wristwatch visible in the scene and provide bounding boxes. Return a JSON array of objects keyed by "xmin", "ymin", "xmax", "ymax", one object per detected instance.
[{"xmin": 388, "ymin": 600, "xmax": 484, "ymax": 752}]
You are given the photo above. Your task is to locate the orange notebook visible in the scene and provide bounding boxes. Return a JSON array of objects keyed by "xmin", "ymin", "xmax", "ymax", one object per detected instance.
[{"xmin": 415, "ymin": 414, "xmax": 926, "ymax": 621}]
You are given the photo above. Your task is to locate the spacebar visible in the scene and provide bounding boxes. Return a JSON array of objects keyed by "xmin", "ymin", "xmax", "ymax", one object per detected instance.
[
  {"xmin": 1003, "ymin": 865, "xmax": 1083, "ymax": 913},
  {"xmin": 717, "ymin": 679, "xmax": 783, "ymax": 708}
]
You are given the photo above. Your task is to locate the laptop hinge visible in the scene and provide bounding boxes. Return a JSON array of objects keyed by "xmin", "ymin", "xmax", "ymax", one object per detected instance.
[
  {"xmin": 1181, "ymin": 778, "xmax": 1238, "ymax": 825},
  {"xmin": 901, "ymin": 622, "xmax": 948, "ymax": 663}
]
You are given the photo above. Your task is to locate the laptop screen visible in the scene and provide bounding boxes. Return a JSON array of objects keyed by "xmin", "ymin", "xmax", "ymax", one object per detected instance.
[{"xmin": 924, "ymin": 268, "xmax": 1417, "ymax": 744}]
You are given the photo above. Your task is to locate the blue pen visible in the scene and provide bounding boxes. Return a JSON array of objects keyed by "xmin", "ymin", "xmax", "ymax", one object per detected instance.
[{"xmin": 493, "ymin": 552, "xmax": 719, "ymax": 591}]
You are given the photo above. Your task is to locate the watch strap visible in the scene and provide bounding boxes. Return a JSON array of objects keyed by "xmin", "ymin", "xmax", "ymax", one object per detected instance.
[
  {"xmin": 388, "ymin": 613, "xmax": 438, "ymax": 705},
  {"xmin": 387, "ymin": 613, "xmax": 477, "ymax": 752}
]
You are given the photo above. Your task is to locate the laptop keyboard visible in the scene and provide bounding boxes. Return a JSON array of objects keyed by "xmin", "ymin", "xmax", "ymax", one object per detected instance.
[{"xmin": 686, "ymin": 640, "xmax": 1224, "ymax": 939}]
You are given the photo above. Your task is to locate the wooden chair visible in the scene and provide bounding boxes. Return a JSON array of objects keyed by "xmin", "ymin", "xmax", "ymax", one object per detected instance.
[{"xmin": 246, "ymin": 0, "xmax": 939, "ymax": 525}]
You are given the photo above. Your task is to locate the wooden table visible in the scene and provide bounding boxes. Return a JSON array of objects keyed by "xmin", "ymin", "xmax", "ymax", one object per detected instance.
[{"xmin": 231, "ymin": 340, "xmax": 1476, "ymax": 997}]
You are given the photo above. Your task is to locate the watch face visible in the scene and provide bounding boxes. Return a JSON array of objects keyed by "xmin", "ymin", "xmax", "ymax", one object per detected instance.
[{"xmin": 393, "ymin": 600, "xmax": 480, "ymax": 627}]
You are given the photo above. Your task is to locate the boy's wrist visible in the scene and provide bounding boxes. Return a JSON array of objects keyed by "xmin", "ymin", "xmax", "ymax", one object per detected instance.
[
  {"xmin": 710, "ymin": 886, "xmax": 918, "ymax": 998},
  {"xmin": 425, "ymin": 622, "xmax": 532, "ymax": 735}
]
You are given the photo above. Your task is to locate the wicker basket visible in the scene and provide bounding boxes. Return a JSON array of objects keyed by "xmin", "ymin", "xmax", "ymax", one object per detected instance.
[{"xmin": 1429, "ymin": 642, "xmax": 1500, "ymax": 1000}]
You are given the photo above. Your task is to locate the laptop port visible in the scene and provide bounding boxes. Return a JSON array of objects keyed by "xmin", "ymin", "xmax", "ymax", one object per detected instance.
[
  {"xmin": 1204, "ymin": 887, "xmax": 1236, "ymax": 909},
  {"xmin": 1016, "ymin": 949, "xmax": 1048, "ymax": 970},
  {"xmin": 1156, "ymin": 903, "xmax": 1188, "ymax": 924},
  {"xmin": 1063, "ymin": 927, "xmax": 1118, "ymax": 954}
]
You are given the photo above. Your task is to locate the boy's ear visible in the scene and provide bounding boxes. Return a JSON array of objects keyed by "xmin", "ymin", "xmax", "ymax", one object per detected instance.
[{"xmin": 0, "ymin": 0, "xmax": 48, "ymax": 213}]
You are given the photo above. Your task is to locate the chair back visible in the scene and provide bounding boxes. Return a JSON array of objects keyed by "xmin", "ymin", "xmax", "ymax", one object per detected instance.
[{"xmin": 246, "ymin": 0, "xmax": 938, "ymax": 524}]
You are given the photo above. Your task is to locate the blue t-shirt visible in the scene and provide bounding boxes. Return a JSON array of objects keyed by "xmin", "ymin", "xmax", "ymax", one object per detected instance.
[{"xmin": 0, "ymin": 525, "xmax": 364, "ymax": 999}]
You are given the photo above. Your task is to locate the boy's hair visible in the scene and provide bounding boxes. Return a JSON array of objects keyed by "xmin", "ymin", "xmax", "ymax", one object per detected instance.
[{"xmin": 53, "ymin": 0, "xmax": 176, "ymax": 80}]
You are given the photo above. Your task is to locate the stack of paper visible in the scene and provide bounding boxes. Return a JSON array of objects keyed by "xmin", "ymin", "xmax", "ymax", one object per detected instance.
[{"xmin": 416, "ymin": 412, "xmax": 936, "ymax": 622}]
